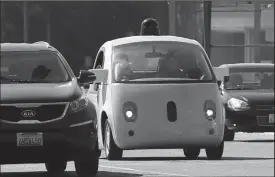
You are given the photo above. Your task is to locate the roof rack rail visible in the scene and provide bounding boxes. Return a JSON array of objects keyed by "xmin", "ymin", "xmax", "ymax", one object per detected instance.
[{"xmin": 33, "ymin": 41, "xmax": 50, "ymax": 48}]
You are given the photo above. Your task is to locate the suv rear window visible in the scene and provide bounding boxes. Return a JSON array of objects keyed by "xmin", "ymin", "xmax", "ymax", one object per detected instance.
[{"xmin": 1, "ymin": 51, "xmax": 71, "ymax": 83}]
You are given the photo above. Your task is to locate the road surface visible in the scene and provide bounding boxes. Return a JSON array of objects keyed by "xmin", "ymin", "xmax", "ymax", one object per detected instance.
[{"xmin": 1, "ymin": 133, "xmax": 274, "ymax": 177}]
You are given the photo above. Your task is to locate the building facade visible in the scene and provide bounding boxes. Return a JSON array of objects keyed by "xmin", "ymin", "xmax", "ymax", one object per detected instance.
[{"xmin": 1, "ymin": 1, "xmax": 274, "ymax": 72}]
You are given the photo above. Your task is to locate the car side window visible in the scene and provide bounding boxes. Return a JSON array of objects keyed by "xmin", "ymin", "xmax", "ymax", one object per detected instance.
[{"xmin": 93, "ymin": 50, "xmax": 105, "ymax": 69}]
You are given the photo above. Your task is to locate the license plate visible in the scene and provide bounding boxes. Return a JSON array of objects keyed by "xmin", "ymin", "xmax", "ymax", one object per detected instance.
[
  {"xmin": 269, "ymin": 114, "xmax": 274, "ymax": 124},
  {"xmin": 17, "ymin": 133, "xmax": 43, "ymax": 147}
]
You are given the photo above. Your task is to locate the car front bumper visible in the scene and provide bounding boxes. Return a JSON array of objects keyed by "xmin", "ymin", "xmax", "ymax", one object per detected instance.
[
  {"xmin": 0, "ymin": 103, "xmax": 99, "ymax": 164},
  {"xmin": 225, "ymin": 108, "xmax": 274, "ymax": 132}
]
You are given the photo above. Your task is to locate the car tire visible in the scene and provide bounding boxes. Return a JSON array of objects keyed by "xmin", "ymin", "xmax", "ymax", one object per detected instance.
[
  {"xmin": 97, "ymin": 149, "xmax": 102, "ymax": 158},
  {"xmin": 223, "ymin": 126, "xmax": 235, "ymax": 141},
  {"xmin": 183, "ymin": 148, "xmax": 200, "ymax": 160},
  {"xmin": 104, "ymin": 121, "xmax": 123, "ymax": 160},
  {"xmin": 205, "ymin": 141, "xmax": 224, "ymax": 160},
  {"xmin": 45, "ymin": 160, "xmax": 67, "ymax": 174},
  {"xmin": 95, "ymin": 140, "xmax": 102, "ymax": 158},
  {"xmin": 75, "ymin": 157, "xmax": 99, "ymax": 177}
]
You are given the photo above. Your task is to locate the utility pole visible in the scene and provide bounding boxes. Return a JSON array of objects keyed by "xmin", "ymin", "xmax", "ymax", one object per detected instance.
[
  {"xmin": 168, "ymin": 0, "xmax": 176, "ymax": 36},
  {"xmin": 46, "ymin": 10, "xmax": 51, "ymax": 43},
  {"xmin": 253, "ymin": 1, "xmax": 261, "ymax": 63},
  {"xmin": 203, "ymin": 1, "xmax": 212, "ymax": 58},
  {"xmin": 1, "ymin": 2, "xmax": 5, "ymax": 42},
  {"xmin": 23, "ymin": 1, "xmax": 28, "ymax": 42}
]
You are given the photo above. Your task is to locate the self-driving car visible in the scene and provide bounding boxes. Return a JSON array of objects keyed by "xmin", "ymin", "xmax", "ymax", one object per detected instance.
[
  {"xmin": 88, "ymin": 31, "xmax": 230, "ymax": 160},
  {"xmin": 0, "ymin": 42, "xmax": 102, "ymax": 177},
  {"xmin": 217, "ymin": 63, "xmax": 274, "ymax": 141}
]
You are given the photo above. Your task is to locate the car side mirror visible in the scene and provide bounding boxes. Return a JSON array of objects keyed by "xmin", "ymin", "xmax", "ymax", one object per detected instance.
[
  {"xmin": 77, "ymin": 70, "xmax": 96, "ymax": 85},
  {"xmin": 88, "ymin": 69, "xmax": 108, "ymax": 84},
  {"xmin": 83, "ymin": 83, "xmax": 90, "ymax": 89},
  {"xmin": 213, "ymin": 67, "xmax": 229, "ymax": 84}
]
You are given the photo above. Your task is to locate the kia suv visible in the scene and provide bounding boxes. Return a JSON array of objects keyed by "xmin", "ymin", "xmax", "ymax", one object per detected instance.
[{"xmin": 0, "ymin": 42, "xmax": 101, "ymax": 177}]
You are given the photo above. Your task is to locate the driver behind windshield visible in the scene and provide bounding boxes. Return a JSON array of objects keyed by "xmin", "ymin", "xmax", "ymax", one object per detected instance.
[
  {"xmin": 158, "ymin": 52, "xmax": 183, "ymax": 78},
  {"xmin": 31, "ymin": 65, "xmax": 52, "ymax": 80},
  {"xmin": 224, "ymin": 71, "xmax": 274, "ymax": 90},
  {"xmin": 1, "ymin": 51, "xmax": 69, "ymax": 83},
  {"xmin": 158, "ymin": 51, "xmax": 203, "ymax": 79},
  {"xmin": 227, "ymin": 74, "xmax": 243, "ymax": 88},
  {"xmin": 113, "ymin": 53, "xmax": 133, "ymax": 81}
]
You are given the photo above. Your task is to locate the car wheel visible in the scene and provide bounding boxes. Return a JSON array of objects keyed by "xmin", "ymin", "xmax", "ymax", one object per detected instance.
[
  {"xmin": 205, "ymin": 141, "xmax": 224, "ymax": 160},
  {"xmin": 97, "ymin": 149, "xmax": 102, "ymax": 158},
  {"xmin": 104, "ymin": 121, "xmax": 123, "ymax": 160},
  {"xmin": 45, "ymin": 160, "xmax": 67, "ymax": 174},
  {"xmin": 183, "ymin": 148, "xmax": 200, "ymax": 160},
  {"xmin": 75, "ymin": 157, "xmax": 99, "ymax": 177},
  {"xmin": 223, "ymin": 126, "xmax": 235, "ymax": 141},
  {"xmin": 95, "ymin": 140, "xmax": 102, "ymax": 158}
]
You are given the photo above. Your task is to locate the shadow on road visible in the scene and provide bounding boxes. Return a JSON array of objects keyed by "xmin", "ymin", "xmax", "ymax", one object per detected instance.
[
  {"xmin": 0, "ymin": 171, "xmax": 143, "ymax": 177},
  {"xmin": 120, "ymin": 156, "xmax": 273, "ymax": 161},
  {"xmin": 234, "ymin": 139, "xmax": 274, "ymax": 143}
]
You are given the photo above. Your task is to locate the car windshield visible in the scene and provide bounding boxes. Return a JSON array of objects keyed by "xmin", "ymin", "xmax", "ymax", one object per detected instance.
[
  {"xmin": 111, "ymin": 41, "xmax": 214, "ymax": 83},
  {"xmin": 224, "ymin": 67, "xmax": 274, "ymax": 90},
  {"xmin": 0, "ymin": 51, "xmax": 71, "ymax": 83}
]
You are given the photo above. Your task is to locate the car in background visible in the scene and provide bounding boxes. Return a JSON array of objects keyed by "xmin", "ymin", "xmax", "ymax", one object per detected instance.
[
  {"xmin": 217, "ymin": 63, "xmax": 274, "ymax": 141},
  {"xmin": 0, "ymin": 41, "xmax": 102, "ymax": 177}
]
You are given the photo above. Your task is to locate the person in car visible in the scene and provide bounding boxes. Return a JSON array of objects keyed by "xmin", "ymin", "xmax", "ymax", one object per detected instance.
[
  {"xmin": 114, "ymin": 53, "xmax": 133, "ymax": 81},
  {"xmin": 31, "ymin": 65, "xmax": 52, "ymax": 80}
]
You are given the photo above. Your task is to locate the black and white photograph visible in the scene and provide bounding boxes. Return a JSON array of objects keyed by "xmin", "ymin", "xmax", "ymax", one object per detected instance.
[{"xmin": 0, "ymin": 0, "xmax": 274, "ymax": 177}]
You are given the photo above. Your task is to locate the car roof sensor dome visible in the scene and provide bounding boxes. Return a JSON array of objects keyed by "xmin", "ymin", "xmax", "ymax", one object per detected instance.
[{"xmin": 140, "ymin": 18, "xmax": 160, "ymax": 36}]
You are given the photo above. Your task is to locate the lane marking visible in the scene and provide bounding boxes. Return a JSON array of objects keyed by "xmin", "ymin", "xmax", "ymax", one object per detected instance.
[
  {"xmin": 100, "ymin": 162, "xmax": 162, "ymax": 166},
  {"xmin": 237, "ymin": 132, "xmax": 274, "ymax": 136},
  {"xmin": 99, "ymin": 165, "xmax": 188, "ymax": 176},
  {"xmin": 144, "ymin": 175, "xmax": 179, "ymax": 176},
  {"xmin": 99, "ymin": 157, "xmax": 274, "ymax": 168}
]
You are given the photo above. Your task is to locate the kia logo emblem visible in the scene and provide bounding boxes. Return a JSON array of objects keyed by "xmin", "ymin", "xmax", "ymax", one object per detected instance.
[{"xmin": 21, "ymin": 110, "xmax": 36, "ymax": 117}]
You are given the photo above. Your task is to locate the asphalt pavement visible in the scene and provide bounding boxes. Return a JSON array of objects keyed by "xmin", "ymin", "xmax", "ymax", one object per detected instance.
[{"xmin": 1, "ymin": 133, "xmax": 274, "ymax": 177}]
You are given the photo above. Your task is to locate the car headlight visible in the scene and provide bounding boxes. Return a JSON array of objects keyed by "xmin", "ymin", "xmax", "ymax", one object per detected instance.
[
  {"xmin": 206, "ymin": 109, "xmax": 214, "ymax": 118},
  {"xmin": 204, "ymin": 100, "xmax": 216, "ymax": 120},
  {"xmin": 123, "ymin": 102, "xmax": 137, "ymax": 122},
  {"xmin": 227, "ymin": 98, "xmax": 249, "ymax": 111},
  {"xmin": 69, "ymin": 94, "xmax": 89, "ymax": 113}
]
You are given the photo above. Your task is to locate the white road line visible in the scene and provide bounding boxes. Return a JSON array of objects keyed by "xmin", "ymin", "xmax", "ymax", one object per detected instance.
[
  {"xmin": 101, "ymin": 163, "xmax": 160, "ymax": 166},
  {"xmin": 237, "ymin": 132, "xmax": 274, "ymax": 135},
  {"xmin": 144, "ymin": 175, "xmax": 178, "ymax": 177},
  {"xmin": 99, "ymin": 165, "xmax": 188, "ymax": 177}
]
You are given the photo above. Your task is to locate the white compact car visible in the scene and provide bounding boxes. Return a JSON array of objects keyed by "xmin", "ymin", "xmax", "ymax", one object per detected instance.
[{"xmin": 88, "ymin": 35, "xmax": 229, "ymax": 161}]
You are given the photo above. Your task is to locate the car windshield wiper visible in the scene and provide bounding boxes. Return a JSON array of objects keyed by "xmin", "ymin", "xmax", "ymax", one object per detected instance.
[
  {"xmin": 226, "ymin": 87, "xmax": 256, "ymax": 90},
  {"xmin": 1, "ymin": 79, "xmax": 53, "ymax": 83}
]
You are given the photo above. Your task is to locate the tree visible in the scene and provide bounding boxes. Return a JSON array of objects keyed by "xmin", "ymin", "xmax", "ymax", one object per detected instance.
[{"xmin": 175, "ymin": 1, "xmax": 204, "ymax": 44}]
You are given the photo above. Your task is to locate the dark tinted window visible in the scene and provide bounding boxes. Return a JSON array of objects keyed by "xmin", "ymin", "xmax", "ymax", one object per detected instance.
[
  {"xmin": 225, "ymin": 67, "xmax": 274, "ymax": 90},
  {"xmin": 1, "ymin": 51, "xmax": 71, "ymax": 83}
]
